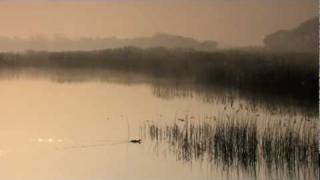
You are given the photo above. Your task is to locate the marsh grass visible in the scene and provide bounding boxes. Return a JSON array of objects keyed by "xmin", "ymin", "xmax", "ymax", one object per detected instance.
[
  {"xmin": 260, "ymin": 119, "xmax": 318, "ymax": 169},
  {"xmin": 143, "ymin": 113, "xmax": 319, "ymax": 178}
]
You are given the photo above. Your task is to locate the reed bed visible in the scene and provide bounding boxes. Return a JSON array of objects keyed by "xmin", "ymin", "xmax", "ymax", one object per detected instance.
[{"xmin": 143, "ymin": 113, "xmax": 319, "ymax": 177}]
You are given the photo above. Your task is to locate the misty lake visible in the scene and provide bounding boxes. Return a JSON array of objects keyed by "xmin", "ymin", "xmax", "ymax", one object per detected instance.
[
  {"xmin": 0, "ymin": 0, "xmax": 318, "ymax": 179},
  {"xmin": 0, "ymin": 68, "xmax": 318, "ymax": 180}
]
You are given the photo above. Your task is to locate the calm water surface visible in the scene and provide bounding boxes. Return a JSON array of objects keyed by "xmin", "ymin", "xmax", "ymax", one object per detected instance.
[{"xmin": 0, "ymin": 77, "xmax": 317, "ymax": 180}]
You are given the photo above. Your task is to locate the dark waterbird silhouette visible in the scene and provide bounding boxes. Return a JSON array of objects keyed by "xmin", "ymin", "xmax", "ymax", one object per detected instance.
[
  {"xmin": 129, "ymin": 139, "xmax": 142, "ymax": 144},
  {"xmin": 177, "ymin": 118, "xmax": 185, "ymax": 122}
]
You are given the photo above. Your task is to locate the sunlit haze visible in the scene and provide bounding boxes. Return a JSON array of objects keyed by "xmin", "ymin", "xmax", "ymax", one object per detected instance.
[{"xmin": 0, "ymin": 0, "xmax": 317, "ymax": 46}]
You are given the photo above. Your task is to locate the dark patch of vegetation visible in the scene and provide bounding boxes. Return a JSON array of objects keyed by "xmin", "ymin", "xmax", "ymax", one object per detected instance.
[
  {"xmin": 0, "ymin": 47, "xmax": 317, "ymax": 111},
  {"xmin": 151, "ymin": 83, "xmax": 317, "ymax": 116}
]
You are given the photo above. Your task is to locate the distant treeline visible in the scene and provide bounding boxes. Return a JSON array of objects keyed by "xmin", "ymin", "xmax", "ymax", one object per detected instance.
[
  {"xmin": 264, "ymin": 17, "xmax": 318, "ymax": 53},
  {"xmin": 0, "ymin": 47, "xmax": 318, "ymax": 106},
  {"xmin": 0, "ymin": 33, "xmax": 218, "ymax": 52}
]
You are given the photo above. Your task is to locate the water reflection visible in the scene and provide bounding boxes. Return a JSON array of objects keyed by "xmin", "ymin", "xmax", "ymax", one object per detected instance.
[
  {"xmin": 151, "ymin": 82, "xmax": 317, "ymax": 117},
  {"xmin": 0, "ymin": 67, "xmax": 317, "ymax": 116},
  {"xmin": 0, "ymin": 66, "xmax": 318, "ymax": 180},
  {"xmin": 0, "ymin": 79, "xmax": 224, "ymax": 180}
]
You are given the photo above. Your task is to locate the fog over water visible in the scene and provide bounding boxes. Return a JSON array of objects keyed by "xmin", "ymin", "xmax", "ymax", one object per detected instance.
[{"xmin": 0, "ymin": 1, "xmax": 318, "ymax": 180}]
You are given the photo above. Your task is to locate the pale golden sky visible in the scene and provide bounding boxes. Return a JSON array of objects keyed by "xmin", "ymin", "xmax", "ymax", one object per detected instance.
[{"xmin": 0, "ymin": 1, "xmax": 317, "ymax": 46}]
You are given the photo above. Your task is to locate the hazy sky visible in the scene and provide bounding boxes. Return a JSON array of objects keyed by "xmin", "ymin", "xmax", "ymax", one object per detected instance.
[{"xmin": 0, "ymin": 0, "xmax": 317, "ymax": 46}]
